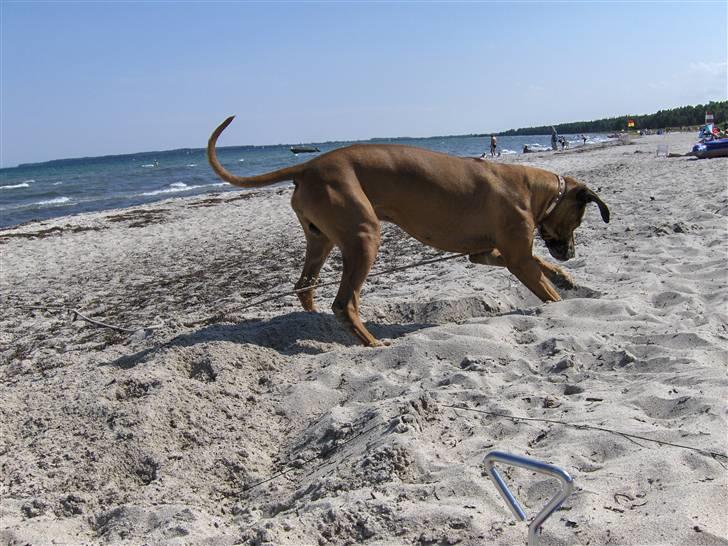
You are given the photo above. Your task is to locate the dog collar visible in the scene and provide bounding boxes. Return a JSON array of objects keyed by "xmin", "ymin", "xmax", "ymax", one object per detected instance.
[{"xmin": 541, "ymin": 175, "xmax": 566, "ymax": 221}]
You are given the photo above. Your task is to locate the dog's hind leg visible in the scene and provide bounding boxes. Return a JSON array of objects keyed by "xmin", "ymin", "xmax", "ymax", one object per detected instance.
[
  {"xmin": 295, "ymin": 220, "xmax": 334, "ymax": 312},
  {"xmin": 332, "ymin": 221, "xmax": 381, "ymax": 347}
]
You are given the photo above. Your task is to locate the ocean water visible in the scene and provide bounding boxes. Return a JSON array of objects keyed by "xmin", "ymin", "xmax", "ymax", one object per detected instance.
[{"xmin": 0, "ymin": 133, "xmax": 609, "ymax": 229}]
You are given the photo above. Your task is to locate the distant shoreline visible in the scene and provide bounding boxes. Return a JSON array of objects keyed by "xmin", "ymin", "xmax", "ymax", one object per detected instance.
[
  {"xmin": 0, "ymin": 133, "xmax": 631, "ymax": 234},
  {"xmin": 1, "ymin": 132, "xmax": 619, "ymax": 229},
  {"xmin": 2, "ymin": 131, "xmax": 705, "ymax": 232},
  {"xmin": 6, "ymin": 98, "xmax": 724, "ymax": 169},
  {"xmin": 494, "ymin": 99, "xmax": 727, "ymax": 137},
  {"xmin": 7, "ymin": 131, "xmax": 611, "ymax": 171}
]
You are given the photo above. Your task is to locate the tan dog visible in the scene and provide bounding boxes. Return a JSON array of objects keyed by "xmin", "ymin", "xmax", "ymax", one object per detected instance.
[{"xmin": 208, "ymin": 116, "xmax": 610, "ymax": 347}]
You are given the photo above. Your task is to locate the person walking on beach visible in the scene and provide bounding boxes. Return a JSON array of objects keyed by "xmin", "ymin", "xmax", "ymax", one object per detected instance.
[
  {"xmin": 480, "ymin": 135, "xmax": 497, "ymax": 159},
  {"xmin": 551, "ymin": 127, "xmax": 558, "ymax": 151}
]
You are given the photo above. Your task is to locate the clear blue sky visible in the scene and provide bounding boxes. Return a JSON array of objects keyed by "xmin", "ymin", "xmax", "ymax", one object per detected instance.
[{"xmin": 2, "ymin": 1, "xmax": 726, "ymax": 167}]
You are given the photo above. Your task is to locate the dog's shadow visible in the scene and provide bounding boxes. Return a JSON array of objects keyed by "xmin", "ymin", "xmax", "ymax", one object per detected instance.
[
  {"xmin": 108, "ymin": 286, "xmax": 602, "ymax": 369},
  {"xmin": 108, "ymin": 312, "xmax": 433, "ymax": 368},
  {"xmin": 182, "ymin": 311, "xmax": 432, "ymax": 355}
]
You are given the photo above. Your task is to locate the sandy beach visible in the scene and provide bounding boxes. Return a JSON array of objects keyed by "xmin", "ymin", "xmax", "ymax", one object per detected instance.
[{"xmin": 1, "ymin": 132, "xmax": 726, "ymax": 545}]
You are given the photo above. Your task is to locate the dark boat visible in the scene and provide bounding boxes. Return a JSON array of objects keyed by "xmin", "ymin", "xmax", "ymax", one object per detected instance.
[
  {"xmin": 691, "ymin": 138, "xmax": 728, "ymax": 159},
  {"xmin": 290, "ymin": 145, "xmax": 320, "ymax": 154}
]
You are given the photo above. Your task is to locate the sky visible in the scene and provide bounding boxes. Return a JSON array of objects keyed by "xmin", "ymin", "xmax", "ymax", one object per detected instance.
[{"xmin": 1, "ymin": 1, "xmax": 726, "ymax": 167}]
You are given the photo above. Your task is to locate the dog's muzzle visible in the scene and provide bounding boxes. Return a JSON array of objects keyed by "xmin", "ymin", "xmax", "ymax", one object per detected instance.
[
  {"xmin": 539, "ymin": 225, "xmax": 575, "ymax": 262},
  {"xmin": 544, "ymin": 237, "xmax": 575, "ymax": 261}
]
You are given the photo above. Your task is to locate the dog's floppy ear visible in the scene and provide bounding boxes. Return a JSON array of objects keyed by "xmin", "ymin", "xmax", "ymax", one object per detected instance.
[{"xmin": 577, "ymin": 187, "xmax": 610, "ymax": 223}]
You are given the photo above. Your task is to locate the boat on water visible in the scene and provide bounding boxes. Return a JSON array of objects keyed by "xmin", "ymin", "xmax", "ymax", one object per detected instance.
[
  {"xmin": 290, "ymin": 145, "xmax": 320, "ymax": 154},
  {"xmin": 691, "ymin": 138, "xmax": 728, "ymax": 159}
]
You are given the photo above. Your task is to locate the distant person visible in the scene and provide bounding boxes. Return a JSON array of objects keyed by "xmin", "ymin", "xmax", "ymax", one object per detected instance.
[
  {"xmin": 551, "ymin": 127, "xmax": 558, "ymax": 151},
  {"xmin": 582, "ymin": 134, "xmax": 587, "ymax": 144},
  {"xmin": 479, "ymin": 135, "xmax": 497, "ymax": 159},
  {"xmin": 559, "ymin": 136, "xmax": 566, "ymax": 150}
]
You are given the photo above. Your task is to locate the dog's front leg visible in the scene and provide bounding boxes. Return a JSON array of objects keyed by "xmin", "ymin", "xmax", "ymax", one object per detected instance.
[
  {"xmin": 471, "ymin": 250, "xmax": 574, "ymax": 293},
  {"xmin": 505, "ymin": 255, "xmax": 562, "ymax": 303},
  {"xmin": 533, "ymin": 256, "xmax": 575, "ymax": 289}
]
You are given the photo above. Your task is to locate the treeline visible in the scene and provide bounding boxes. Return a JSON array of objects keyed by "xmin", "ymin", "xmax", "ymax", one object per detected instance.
[{"xmin": 496, "ymin": 100, "xmax": 728, "ymax": 136}]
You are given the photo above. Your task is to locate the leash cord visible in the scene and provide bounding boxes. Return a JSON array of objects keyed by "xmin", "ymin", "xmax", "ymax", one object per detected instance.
[
  {"xmin": 442, "ymin": 403, "xmax": 728, "ymax": 464},
  {"xmin": 237, "ymin": 399, "xmax": 726, "ymax": 497},
  {"xmin": 4, "ymin": 252, "xmax": 469, "ymax": 331},
  {"xmin": 234, "ymin": 252, "xmax": 469, "ymax": 312}
]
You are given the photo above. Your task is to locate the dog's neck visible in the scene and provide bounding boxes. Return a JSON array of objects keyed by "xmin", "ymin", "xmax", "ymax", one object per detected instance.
[{"xmin": 537, "ymin": 175, "xmax": 566, "ymax": 224}]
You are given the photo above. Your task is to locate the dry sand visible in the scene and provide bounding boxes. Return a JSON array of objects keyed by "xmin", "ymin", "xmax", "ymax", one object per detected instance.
[{"xmin": 1, "ymin": 132, "xmax": 726, "ymax": 545}]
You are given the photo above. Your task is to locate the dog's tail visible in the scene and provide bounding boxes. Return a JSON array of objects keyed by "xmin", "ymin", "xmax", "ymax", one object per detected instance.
[{"xmin": 207, "ymin": 116, "xmax": 304, "ymax": 188}]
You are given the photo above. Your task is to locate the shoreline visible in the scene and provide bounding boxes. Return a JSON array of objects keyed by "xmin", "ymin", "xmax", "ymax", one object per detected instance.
[
  {"xmin": 0, "ymin": 134, "xmax": 652, "ymax": 233},
  {"xmin": 1, "ymin": 131, "xmax": 726, "ymax": 544},
  {"xmin": 2, "ymin": 131, "xmax": 616, "ymax": 172}
]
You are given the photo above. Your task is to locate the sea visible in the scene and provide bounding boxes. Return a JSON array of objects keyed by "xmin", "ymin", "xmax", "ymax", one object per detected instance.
[{"xmin": 0, "ymin": 133, "xmax": 609, "ymax": 229}]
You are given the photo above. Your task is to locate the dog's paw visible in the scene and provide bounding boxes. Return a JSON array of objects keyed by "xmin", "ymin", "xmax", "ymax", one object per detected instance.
[{"xmin": 549, "ymin": 270, "xmax": 576, "ymax": 290}]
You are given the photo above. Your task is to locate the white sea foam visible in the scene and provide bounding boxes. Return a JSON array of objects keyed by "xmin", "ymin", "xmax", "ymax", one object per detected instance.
[
  {"xmin": 36, "ymin": 196, "xmax": 71, "ymax": 207},
  {"xmin": 0, "ymin": 182, "xmax": 30, "ymax": 190},
  {"xmin": 140, "ymin": 182, "xmax": 224, "ymax": 197},
  {"xmin": 186, "ymin": 164, "xmax": 197, "ymax": 168}
]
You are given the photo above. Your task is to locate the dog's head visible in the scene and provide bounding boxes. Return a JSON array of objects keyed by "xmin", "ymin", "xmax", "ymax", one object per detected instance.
[{"xmin": 538, "ymin": 178, "xmax": 610, "ymax": 261}]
